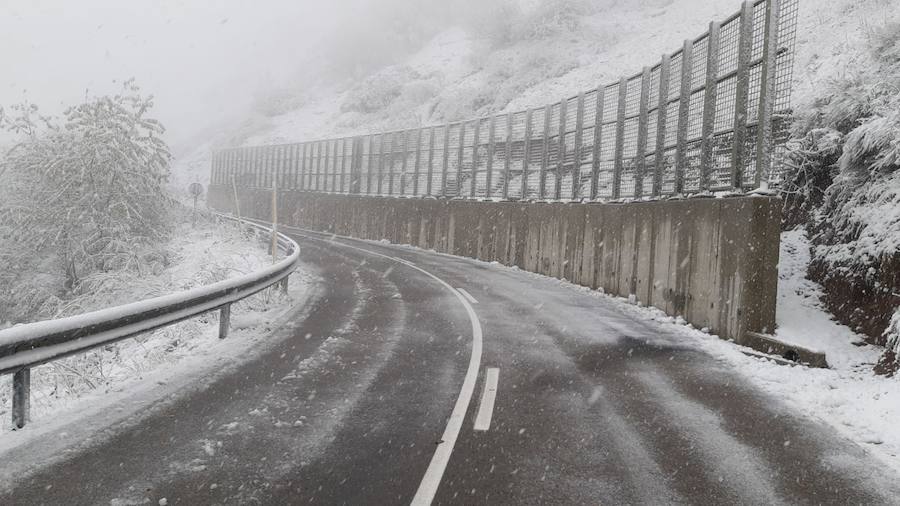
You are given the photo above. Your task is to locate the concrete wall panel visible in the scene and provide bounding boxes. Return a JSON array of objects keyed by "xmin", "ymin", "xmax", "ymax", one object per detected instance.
[{"xmin": 207, "ymin": 187, "xmax": 780, "ymax": 342}]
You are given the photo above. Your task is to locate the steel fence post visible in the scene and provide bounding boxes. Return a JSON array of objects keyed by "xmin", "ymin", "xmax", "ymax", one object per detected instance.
[
  {"xmin": 503, "ymin": 112, "xmax": 513, "ymax": 199},
  {"xmin": 555, "ymin": 99, "xmax": 567, "ymax": 200},
  {"xmin": 539, "ymin": 105, "xmax": 551, "ymax": 199},
  {"xmin": 12, "ymin": 368, "xmax": 30, "ymax": 429},
  {"xmin": 612, "ymin": 77, "xmax": 627, "ymax": 200},
  {"xmin": 654, "ymin": 54, "xmax": 671, "ymax": 197},
  {"xmin": 470, "ymin": 119, "xmax": 480, "ymax": 198},
  {"xmin": 591, "ymin": 87, "xmax": 605, "ymax": 200},
  {"xmin": 486, "ymin": 116, "xmax": 496, "ymax": 199},
  {"xmin": 521, "ymin": 109, "xmax": 533, "ymax": 198},
  {"xmin": 572, "ymin": 93, "xmax": 585, "ymax": 200},
  {"xmin": 636, "ymin": 67, "xmax": 652, "ymax": 199},
  {"xmin": 675, "ymin": 39, "xmax": 694, "ymax": 196},
  {"xmin": 756, "ymin": 0, "xmax": 781, "ymax": 190},
  {"xmin": 699, "ymin": 21, "xmax": 721, "ymax": 193}
]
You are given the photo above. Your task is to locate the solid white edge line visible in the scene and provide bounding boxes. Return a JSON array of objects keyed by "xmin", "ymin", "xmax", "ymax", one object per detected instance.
[
  {"xmin": 288, "ymin": 229, "xmax": 482, "ymax": 506},
  {"xmin": 456, "ymin": 287, "xmax": 478, "ymax": 305},
  {"xmin": 473, "ymin": 368, "xmax": 499, "ymax": 432}
]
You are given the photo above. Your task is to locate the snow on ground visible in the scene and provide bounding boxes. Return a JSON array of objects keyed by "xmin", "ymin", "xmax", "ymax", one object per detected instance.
[
  {"xmin": 0, "ymin": 219, "xmax": 314, "ymax": 455},
  {"xmin": 774, "ymin": 228, "xmax": 879, "ymax": 369}
]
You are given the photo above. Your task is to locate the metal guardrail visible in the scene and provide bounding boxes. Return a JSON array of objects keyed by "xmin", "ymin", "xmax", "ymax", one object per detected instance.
[
  {"xmin": 0, "ymin": 217, "xmax": 300, "ymax": 429},
  {"xmin": 210, "ymin": 0, "xmax": 798, "ymax": 201}
]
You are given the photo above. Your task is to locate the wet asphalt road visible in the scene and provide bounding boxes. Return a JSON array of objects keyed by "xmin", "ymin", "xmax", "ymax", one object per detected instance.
[{"xmin": 1, "ymin": 228, "xmax": 898, "ymax": 505}]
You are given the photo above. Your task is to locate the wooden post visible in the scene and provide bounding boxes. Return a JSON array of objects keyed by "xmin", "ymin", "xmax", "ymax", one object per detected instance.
[
  {"xmin": 756, "ymin": 0, "xmax": 781, "ymax": 190},
  {"xmin": 612, "ymin": 77, "xmax": 628, "ymax": 200},
  {"xmin": 502, "ymin": 112, "xmax": 513, "ymax": 199},
  {"xmin": 486, "ymin": 116, "xmax": 496, "ymax": 199},
  {"xmin": 699, "ymin": 21, "xmax": 721, "ymax": 193},
  {"xmin": 521, "ymin": 109, "xmax": 533, "ymax": 198},
  {"xmin": 555, "ymin": 99, "xmax": 567, "ymax": 200},
  {"xmin": 591, "ymin": 87, "xmax": 606, "ymax": 200},
  {"xmin": 635, "ymin": 67, "xmax": 652, "ymax": 199},
  {"xmin": 11, "ymin": 368, "xmax": 30, "ymax": 429},
  {"xmin": 572, "ymin": 93, "xmax": 585, "ymax": 200},
  {"xmin": 654, "ymin": 55, "xmax": 671, "ymax": 197},
  {"xmin": 539, "ymin": 105, "xmax": 551, "ymax": 199},
  {"xmin": 675, "ymin": 39, "xmax": 694, "ymax": 196}
]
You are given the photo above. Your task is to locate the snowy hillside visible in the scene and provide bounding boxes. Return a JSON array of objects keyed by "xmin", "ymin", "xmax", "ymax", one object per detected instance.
[{"xmin": 172, "ymin": 0, "xmax": 899, "ymax": 189}]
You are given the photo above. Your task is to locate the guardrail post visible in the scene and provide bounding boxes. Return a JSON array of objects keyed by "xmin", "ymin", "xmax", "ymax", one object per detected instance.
[
  {"xmin": 675, "ymin": 39, "xmax": 694, "ymax": 196},
  {"xmin": 219, "ymin": 304, "xmax": 231, "ymax": 339},
  {"xmin": 699, "ymin": 21, "xmax": 721, "ymax": 193},
  {"xmin": 612, "ymin": 77, "xmax": 627, "ymax": 200},
  {"xmin": 12, "ymin": 368, "xmax": 30, "ymax": 429},
  {"xmin": 756, "ymin": 0, "xmax": 781, "ymax": 190}
]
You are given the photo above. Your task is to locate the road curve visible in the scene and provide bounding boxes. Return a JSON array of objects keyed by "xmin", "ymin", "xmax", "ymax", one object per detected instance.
[{"xmin": 1, "ymin": 228, "xmax": 898, "ymax": 505}]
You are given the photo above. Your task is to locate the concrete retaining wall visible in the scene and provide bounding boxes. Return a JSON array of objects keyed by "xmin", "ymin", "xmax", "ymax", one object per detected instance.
[{"xmin": 209, "ymin": 187, "xmax": 780, "ymax": 344}]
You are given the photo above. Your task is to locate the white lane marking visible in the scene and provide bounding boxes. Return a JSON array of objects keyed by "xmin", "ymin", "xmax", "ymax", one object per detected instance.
[
  {"xmin": 287, "ymin": 228, "xmax": 482, "ymax": 506},
  {"xmin": 456, "ymin": 287, "xmax": 478, "ymax": 305},
  {"xmin": 473, "ymin": 368, "xmax": 499, "ymax": 431}
]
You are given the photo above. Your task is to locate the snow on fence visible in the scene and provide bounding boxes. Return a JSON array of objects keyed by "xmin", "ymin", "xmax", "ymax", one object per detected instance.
[
  {"xmin": 0, "ymin": 217, "xmax": 300, "ymax": 429},
  {"xmin": 210, "ymin": 0, "xmax": 798, "ymax": 201}
]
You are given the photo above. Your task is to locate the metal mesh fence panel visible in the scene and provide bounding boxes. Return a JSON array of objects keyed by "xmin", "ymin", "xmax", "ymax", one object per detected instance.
[{"xmin": 215, "ymin": 0, "xmax": 797, "ymax": 203}]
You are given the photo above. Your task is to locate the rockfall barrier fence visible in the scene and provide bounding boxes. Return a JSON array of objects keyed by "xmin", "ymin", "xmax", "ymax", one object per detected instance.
[{"xmin": 210, "ymin": 0, "xmax": 797, "ymax": 201}]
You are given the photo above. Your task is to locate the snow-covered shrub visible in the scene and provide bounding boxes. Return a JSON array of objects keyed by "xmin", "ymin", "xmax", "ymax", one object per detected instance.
[
  {"xmin": 781, "ymin": 128, "xmax": 843, "ymax": 229},
  {"xmin": 469, "ymin": 0, "xmax": 597, "ymax": 49},
  {"xmin": 341, "ymin": 66, "xmax": 416, "ymax": 114},
  {"xmin": 0, "ymin": 80, "xmax": 173, "ymax": 323},
  {"xmin": 785, "ymin": 21, "xmax": 900, "ymax": 368},
  {"xmin": 876, "ymin": 308, "xmax": 900, "ymax": 376}
]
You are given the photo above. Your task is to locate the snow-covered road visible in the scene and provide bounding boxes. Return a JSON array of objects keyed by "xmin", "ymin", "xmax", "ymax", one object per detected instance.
[{"xmin": 1, "ymin": 229, "xmax": 897, "ymax": 505}]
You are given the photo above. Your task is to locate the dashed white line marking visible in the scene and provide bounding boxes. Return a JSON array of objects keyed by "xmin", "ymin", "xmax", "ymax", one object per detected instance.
[
  {"xmin": 473, "ymin": 368, "xmax": 499, "ymax": 432},
  {"xmin": 456, "ymin": 287, "xmax": 478, "ymax": 305},
  {"xmin": 286, "ymin": 228, "xmax": 482, "ymax": 506}
]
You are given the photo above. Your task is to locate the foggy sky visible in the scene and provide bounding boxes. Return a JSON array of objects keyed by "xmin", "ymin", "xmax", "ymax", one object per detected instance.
[{"xmin": 0, "ymin": 0, "xmax": 365, "ymax": 150}]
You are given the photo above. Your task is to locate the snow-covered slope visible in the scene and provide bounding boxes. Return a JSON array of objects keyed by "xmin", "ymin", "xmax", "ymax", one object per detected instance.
[{"xmin": 173, "ymin": 0, "xmax": 899, "ymax": 188}]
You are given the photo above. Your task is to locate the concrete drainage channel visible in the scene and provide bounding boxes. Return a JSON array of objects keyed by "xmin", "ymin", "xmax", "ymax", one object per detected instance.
[{"xmin": 743, "ymin": 331, "xmax": 829, "ymax": 368}]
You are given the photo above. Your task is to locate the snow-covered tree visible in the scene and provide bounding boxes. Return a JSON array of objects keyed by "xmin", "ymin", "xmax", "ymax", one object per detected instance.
[{"xmin": 0, "ymin": 80, "xmax": 173, "ymax": 321}]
